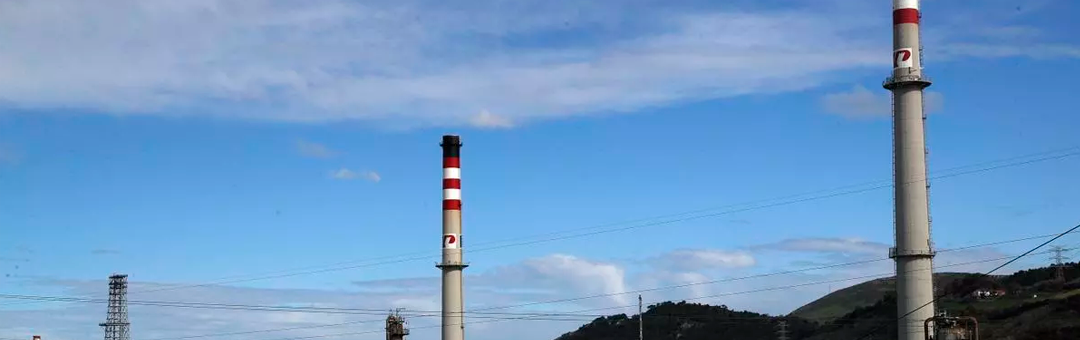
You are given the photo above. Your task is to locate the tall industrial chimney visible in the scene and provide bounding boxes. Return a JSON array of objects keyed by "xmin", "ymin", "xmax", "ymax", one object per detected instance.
[
  {"xmin": 883, "ymin": 1, "xmax": 935, "ymax": 340},
  {"xmin": 437, "ymin": 135, "xmax": 466, "ymax": 340}
]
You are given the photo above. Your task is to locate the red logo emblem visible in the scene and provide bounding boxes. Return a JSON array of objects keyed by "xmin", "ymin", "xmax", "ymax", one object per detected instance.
[
  {"xmin": 894, "ymin": 49, "xmax": 913, "ymax": 68},
  {"xmin": 443, "ymin": 234, "xmax": 460, "ymax": 249}
]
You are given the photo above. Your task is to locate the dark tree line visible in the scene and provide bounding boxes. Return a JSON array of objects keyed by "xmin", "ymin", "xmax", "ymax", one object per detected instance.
[{"xmin": 553, "ymin": 263, "xmax": 1080, "ymax": 340}]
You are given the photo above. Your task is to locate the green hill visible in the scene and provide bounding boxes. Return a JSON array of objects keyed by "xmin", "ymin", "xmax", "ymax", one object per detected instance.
[
  {"xmin": 554, "ymin": 301, "xmax": 816, "ymax": 340},
  {"xmin": 790, "ymin": 272, "xmax": 970, "ymax": 323},
  {"xmin": 552, "ymin": 263, "xmax": 1080, "ymax": 340},
  {"xmin": 806, "ymin": 281, "xmax": 1080, "ymax": 340}
]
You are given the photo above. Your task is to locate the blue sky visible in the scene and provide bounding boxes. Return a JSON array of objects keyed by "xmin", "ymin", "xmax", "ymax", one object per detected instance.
[{"xmin": 1, "ymin": 1, "xmax": 1079, "ymax": 340}]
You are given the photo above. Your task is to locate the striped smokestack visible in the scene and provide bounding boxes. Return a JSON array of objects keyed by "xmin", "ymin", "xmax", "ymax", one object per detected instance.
[
  {"xmin": 885, "ymin": 1, "xmax": 935, "ymax": 340},
  {"xmin": 891, "ymin": 0, "xmax": 924, "ymax": 74},
  {"xmin": 438, "ymin": 135, "xmax": 466, "ymax": 340},
  {"xmin": 442, "ymin": 135, "xmax": 462, "ymax": 211}
]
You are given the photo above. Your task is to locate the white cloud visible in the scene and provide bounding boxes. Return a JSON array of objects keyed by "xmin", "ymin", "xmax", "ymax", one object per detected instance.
[
  {"xmin": 821, "ymin": 85, "xmax": 884, "ymax": 118},
  {"xmin": 759, "ymin": 237, "xmax": 889, "ymax": 255},
  {"xmin": 483, "ymin": 254, "xmax": 631, "ymax": 307},
  {"xmin": 648, "ymin": 249, "xmax": 756, "ymax": 272},
  {"xmin": 330, "ymin": 168, "xmax": 357, "ymax": 180},
  {"xmin": 329, "ymin": 168, "xmax": 380, "ymax": 182},
  {"xmin": 0, "ymin": 0, "xmax": 1069, "ymax": 127},
  {"xmin": 90, "ymin": 249, "xmax": 121, "ymax": 255},
  {"xmin": 295, "ymin": 139, "xmax": 338, "ymax": 159},
  {"xmin": 470, "ymin": 110, "xmax": 515, "ymax": 129},
  {"xmin": 0, "ymin": 254, "xmax": 632, "ymax": 340},
  {"xmin": 363, "ymin": 171, "xmax": 382, "ymax": 183},
  {"xmin": 937, "ymin": 43, "xmax": 1080, "ymax": 60},
  {"xmin": 0, "ymin": 243, "xmax": 1039, "ymax": 340},
  {"xmin": 936, "ymin": 247, "xmax": 1015, "ymax": 274},
  {"xmin": 0, "ymin": 278, "xmax": 424, "ymax": 340},
  {"xmin": 821, "ymin": 85, "xmax": 944, "ymax": 119}
]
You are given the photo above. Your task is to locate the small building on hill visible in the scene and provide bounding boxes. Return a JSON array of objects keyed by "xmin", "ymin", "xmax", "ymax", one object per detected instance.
[{"xmin": 972, "ymin": 288, "xmax": 1006, "ymax": 299}]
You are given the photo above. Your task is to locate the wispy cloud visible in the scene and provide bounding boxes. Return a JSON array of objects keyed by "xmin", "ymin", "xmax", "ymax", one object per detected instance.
[
  {"xmin": 470, "ymin": 110, "xmax": 515, "ymax": 129},
  {"xmin": 756, "ymin": 237, "xmax": 888, "ymax": 255},
  {"xmin": 941, "ymin": 43, "xmax": 1080, "ymax": 60},
  {"xmin": 90, "ymin": 249, "xmax": 121, "ymax": 256},
  {"xmin": 329, "ymin": 168, "xmax": 380, "ymax": 182},
  {"xmin": 821, "ymin": 85, "xmax": 943, "ymax": 119},
  {"xmin": 647, "ymin": 249, "xmax": 756, "ymax": 272},
  {"xmin": 295, "ymin": 139, "xmax": 339, "ymax": 159},
  {"xmin": 482, "ymin": 254, "xmax": 632, "ymax": 307},
  {"xmin": 0, "ymin": 243, "xmax": 1031, "ymax": 340},
  {"xmin": 0, "ymin": 0, "xmax": 1070, "ymax": 128}
]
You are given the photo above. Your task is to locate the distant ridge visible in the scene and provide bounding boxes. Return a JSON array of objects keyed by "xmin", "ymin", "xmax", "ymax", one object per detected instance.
[
  {"xmin": 552, "ymin": 263, "xmax": 1080, "ymax": 340},
  {"xmin": 790, "ymin": 272, "xmax": 969, "ymax": 322}
]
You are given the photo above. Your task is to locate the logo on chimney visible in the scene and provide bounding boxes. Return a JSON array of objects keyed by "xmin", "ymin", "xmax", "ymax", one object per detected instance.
[
  {"xmin": 894, "ymin": 48, "xmax": 914, "ymax": 69},
  {"xmin": 443, "ymin": 234, "xmax": 460, "ymax": 249}
]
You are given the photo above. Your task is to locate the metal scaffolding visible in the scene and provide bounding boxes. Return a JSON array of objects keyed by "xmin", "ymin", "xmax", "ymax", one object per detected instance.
[{"xmin": 100, "ymin": 274, "xmax": 130, "ymax": 340}]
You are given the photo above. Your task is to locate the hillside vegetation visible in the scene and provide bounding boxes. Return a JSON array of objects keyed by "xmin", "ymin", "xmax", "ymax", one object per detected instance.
[
  {"xmin": 554, "ymin": 301, "xmax": 817, "ymax": 340},
  {"xmin": 553, "ymin": 263, "xmax": 1080, "ymax": 340},
  {"xmin": 790, "ymin": 272, "xmax": 969, "ymax": 323}
]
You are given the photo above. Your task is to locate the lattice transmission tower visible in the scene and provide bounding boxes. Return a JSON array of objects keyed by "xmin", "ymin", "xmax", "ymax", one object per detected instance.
[
  {"xmin": 100, "ymin": 274, "xmax": 130, "ymax": 340},
  {"xmin": 1050, "ymin": 245, "xmax": 1071, "ymax": 283}
]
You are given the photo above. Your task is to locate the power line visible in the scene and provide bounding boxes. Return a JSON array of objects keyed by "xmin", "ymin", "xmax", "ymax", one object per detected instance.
[
  {"xmin": 142, "ymin": 241, "xmax": 1080, "ymax": 340},
  {"xmin": 250, "ymin": 252, "xmax": 1044, "ymax": 340},
  {"xmin": 162, "ymin": 249, "xmax": 1065, "ymax": 340},
  {"xmin": 7, "ymin": 231, "xmax": 1073, "ymax": 340},
  {"xmin": 6, "ymin": 146, "xmax": 1074, "ymax": 311},
  {"xmin": 462, "ymin": 230, "xmax": 1077, "ymax": 314},
  {"xmin": 854, "ymin": 222, "xmax": 1080, "ymax": 340},
  {"xmin": 0, "ymin": 294, "xmax": 607, "ymax": 318},
  {"xmin": 438, "ymin": 251, "xmax": 1058, "ymax": 334},
  {"xmin": 3, "ymin": 231, "xmax": 1069, "ymax": 318},
  {"xmin": 433, "ymin": 242, "xmax": 1079, "ymax": 336}
]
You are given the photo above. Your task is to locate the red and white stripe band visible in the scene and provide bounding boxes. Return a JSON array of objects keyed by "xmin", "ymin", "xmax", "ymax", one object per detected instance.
[
  {"xmin": 893, "ymin": 0, "xmax": 918, "ymax": 10},
  {"xmin": 893, "ymin": 0, "xmax": 919, "ymax": 25},
  {"xmin": 443, "ymin": 157, "xmax": 461, "ymax": 210}
]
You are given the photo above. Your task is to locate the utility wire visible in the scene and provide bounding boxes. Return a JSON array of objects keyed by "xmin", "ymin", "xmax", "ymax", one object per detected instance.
[
  {"xmin": 420, "ymin": 251, "xmax": 1059, "ymax": 336},
  {"xmin": 7, "ymin": 244, "xmax": 1059, "ymax": 340},
  {"xmin": 246, "ymin": 252, "xmax": 1042, "ymax": 340},
  {"xmin": 6, "ymin": 146, "xmax": 1073, "ymax": 310},
  {"xmin": 854, "ymin": 222, "xmax": 1080, "ymax": 340},
  {"xmin": 3, "ymin": 231, "xmax": 1070, "ymax": 318},
  {"xmin": 461, "ymin": 230, "xmax": 1079, "ymax": 314},
  {"xmin": 2, "ymin": 232, "xmax": 1068, "ymax": 340},
  {"xmin": 129, "ymin": 147, "xmax": 1080, "ymax": 294},
  {"xmin": 130, "ymin": 233, "xmax": 1078, "ymax": 340},
  {"xmin": 0, "ymin": 294, "xmax": 603, "ymax": 318},
  {"xmin": 465, "ymin": 145, "xmax": 1080, "ymax": 252},
  {"xmin": 516, "ymin": 252, "xmax": 1049, "ymax": 321}
]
